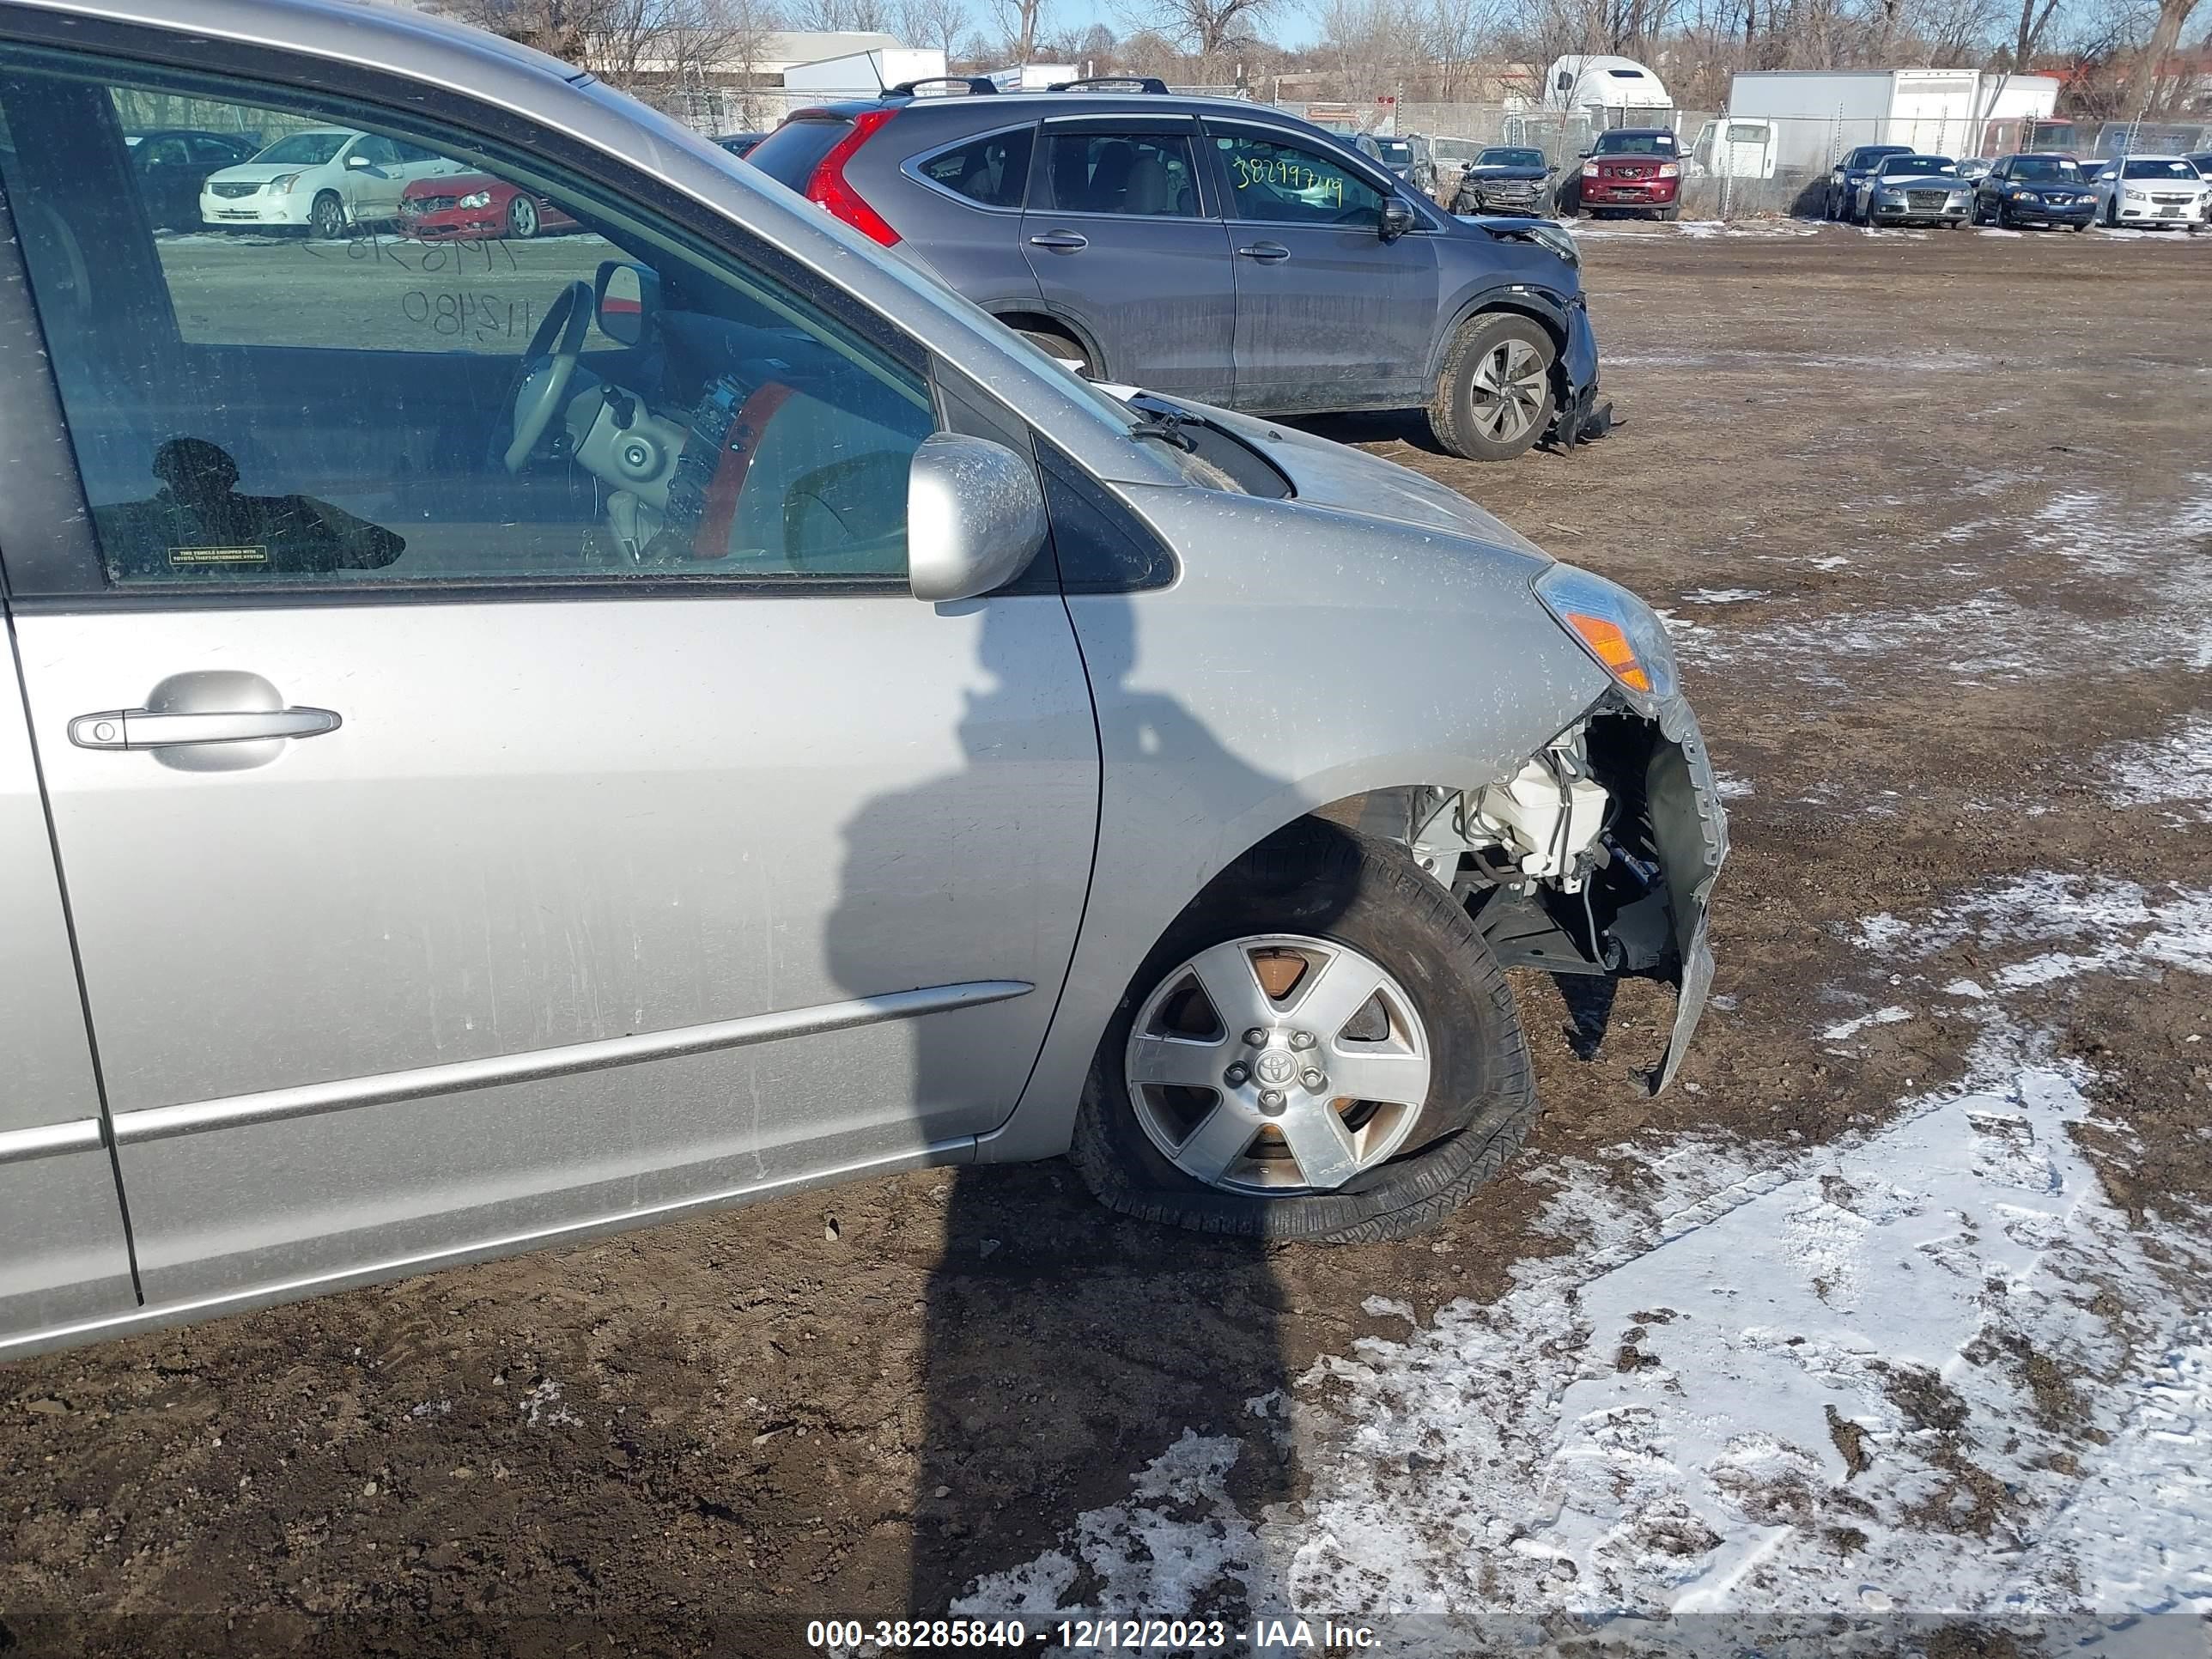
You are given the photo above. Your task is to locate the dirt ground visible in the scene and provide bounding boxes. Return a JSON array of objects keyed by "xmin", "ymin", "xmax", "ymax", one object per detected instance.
[{"xmin": 4, "ymin": 221, "xmax": 2209, "ymax": 1658}]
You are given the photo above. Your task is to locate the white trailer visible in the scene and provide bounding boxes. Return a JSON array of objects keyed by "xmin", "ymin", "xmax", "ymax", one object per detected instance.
[
  {"xmin": 1542, "ymin": 55, "xmax": 1673, "ymax": 125},
  {"xmin": 1723, "ymin": 69, "xmax": 1982, "ymax": 173}
]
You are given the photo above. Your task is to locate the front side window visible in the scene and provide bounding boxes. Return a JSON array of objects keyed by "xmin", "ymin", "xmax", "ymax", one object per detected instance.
[
  {"xmin": 916, "ymin": 127, "xmax": 1034, "ymax": 208},
  {"xmin": 1045, "ymin": 130, "xmax": 1199, "ymax": 216},
  {"xmin": 1212, "ymin": 129, "xmax": 1384, "ymax": 227},
  {"xmin": 0, "ymin": 47, "xmax": 935, "ymax": 590}
]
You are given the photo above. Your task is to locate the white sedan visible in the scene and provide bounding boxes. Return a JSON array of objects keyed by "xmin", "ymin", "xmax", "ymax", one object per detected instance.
[
  {"xmin": 2087, "ymin": 155, "xmax": 2210, "ymax": 229},
  {"xmin": 199, "ymin": 127, "xmax": 463, "ymax": 237}
]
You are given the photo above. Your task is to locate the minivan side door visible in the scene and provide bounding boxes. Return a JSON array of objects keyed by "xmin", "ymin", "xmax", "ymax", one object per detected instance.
[
  {"xmin": 0, "ymin": 42, "xmax": 1100, "ymax": 1341},
  {"xmin": 1018, "ymin": 114, "xmax": 1235, "ymax": 400},
  {"xmin": 1203, "ymin": 119, "xmax": 1437, "ymax": 416}
]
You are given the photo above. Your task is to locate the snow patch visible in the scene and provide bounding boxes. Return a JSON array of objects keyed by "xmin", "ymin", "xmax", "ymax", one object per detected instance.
[
  {"xmin": 1820, "ymin": 1006, "xmax": 1912, "ymax": 1040},
  {"xmin": 2103, "ymin": 715, "xmax": 2212, "ymax": 823}
]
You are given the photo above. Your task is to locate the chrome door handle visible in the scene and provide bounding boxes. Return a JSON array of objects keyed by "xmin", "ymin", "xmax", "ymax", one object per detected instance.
[
  {"xmin": 1027, "ymin": 232, "xmax": 1089, "ymax": 251},
  {"xmin": 68, "ymin": 706, "xmax": 343, "ymax": 750},
  {"xmin": 1237, "ymin": 241, "xmax": 1291, "ymax": 263}
]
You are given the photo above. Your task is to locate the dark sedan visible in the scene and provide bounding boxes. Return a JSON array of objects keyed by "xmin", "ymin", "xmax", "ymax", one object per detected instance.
[
  {"xmin": 1450, "ymin": 146, "xmax": 1553, "ymax": 216},
  {"xmin": 1825, "ymin": 143, "xmax": 1913, "ymax": 219},
  {"xmin": 1971, "ymin": 153, "xmax": 2094, "ymax": 229},
  {"xmin": 125, "ymin": 127, "xmax": 258, "ymax": 229}
]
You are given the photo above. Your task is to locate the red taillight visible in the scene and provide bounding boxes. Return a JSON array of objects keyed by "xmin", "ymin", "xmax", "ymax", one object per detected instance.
[{"xmin": 805, "ymin": 107, "xmax": 901, "ymax": 246}]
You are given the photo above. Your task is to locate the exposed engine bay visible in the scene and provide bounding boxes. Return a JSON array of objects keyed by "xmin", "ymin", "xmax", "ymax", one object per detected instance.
[{"xmin": 1364, "ymin": 701, "xmax": 1729, "ymax": 1094}]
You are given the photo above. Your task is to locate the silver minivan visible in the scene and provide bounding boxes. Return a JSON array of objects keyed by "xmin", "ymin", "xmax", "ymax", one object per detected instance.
[{"xmin": 0, "ymin": 0, "xmax": 1725, "ymax": 1358}]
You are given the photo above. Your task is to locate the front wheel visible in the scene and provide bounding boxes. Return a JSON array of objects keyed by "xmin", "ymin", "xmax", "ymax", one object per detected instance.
[
  {"xmin": 507, "ymin": 193, "xmax": 540, "ymax": 240},
  {"xmin": 1069, "ymin": 823, "xmax": 1538, "ymax": 1242},
  {"xmin": 1428, "ymin": 312, "xmax": 1557, "ymax": 462},
  {"xmin": 307, "ymin": 191, "xmax": 346, "ymax": 240},
  {"xmin": 1656, "ymin": 204, "xmax": 1680, "ymax": 222}
]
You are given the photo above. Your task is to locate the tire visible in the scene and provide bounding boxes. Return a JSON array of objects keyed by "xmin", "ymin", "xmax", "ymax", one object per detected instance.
[
  {"xmin": 507, "ymin": 193, "xmax": 540, "ymax": 240},
  {"xmin": 1018, "ymin": 328, "xmax": 1091, "ymax": 375},
  {"xmin": 308, "ymin": 191, "xmax": 346, "ymax": 240},
  {"xmin": 2072, "ymin": 220, "xmax": 2090, "ymax": 233},
  {"xmin": 1428, "ymin": 311, "xmax": 1557, "ymax": 462},
  {"xmin": 1069, "ymin": 821, "xmax": 1538, "ymax": 1242},
  {"xmin": 1657, "ymin": 204, "xmax": 1680, "ymax": 222}
]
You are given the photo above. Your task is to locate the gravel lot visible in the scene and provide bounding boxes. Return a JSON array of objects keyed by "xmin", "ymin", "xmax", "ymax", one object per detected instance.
[{"xmin": 4, "ymin": 220, "xmax": 2209, "ymax": 1658}]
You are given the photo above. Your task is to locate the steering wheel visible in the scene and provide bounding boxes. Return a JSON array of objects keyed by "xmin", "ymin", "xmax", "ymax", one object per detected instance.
[{"xmin": 502, "ymin": 279, "xmax": 594, "ymax": 473}]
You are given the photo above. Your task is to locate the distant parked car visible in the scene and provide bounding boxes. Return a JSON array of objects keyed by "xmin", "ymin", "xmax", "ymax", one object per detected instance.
[
  {"xmin": 1353, "ymin": 131, "xmax": 1437, "ymax": 196},
  {"xmin": 1970, "ymin": 153, "xmax": 2094, "ymax": 229},
  {"xmin": 1824, "ymin": 143, "xmax": 1914, "ymax": 219},
  {"xmin": 747, "ymin": 84, "xmax": 1608, "ymax": 459},
  {"xmin": 1569, "ymin": 127, "xmax": 1680, "ymax": 221},
  {"xmin": 125, "ymin": 128, "xmax": 259, "ymax": 229},
  {"xmin": 1449, "ymin": 146, "xmax": 1553, "ymax": 216},
  {"xmin": 2189, "ymin": 152, "xmax": 2212, "ymax": 176},
  {"xmin": 2089, "ymin": 155, "xmax": 2210, "ymax": 229},
  {"xmin": 397, "ymin": 170, "xmax": 578, "ymax": 240},
  {"xmin": 714, "ymin": 131, "xmax": 765, "ymax": 158},
  {"xmin": 1848, "ymin": 153, "xmax": 1969, "ymax": 228},
  {"xmin": 200, "ymin": 126, "xmax": 464, "ymax": 237}
]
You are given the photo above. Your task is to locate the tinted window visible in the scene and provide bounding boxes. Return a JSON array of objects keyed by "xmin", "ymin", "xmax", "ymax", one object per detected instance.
[
  {"xmin": 1477, "ymin": 148, "xmax": 1544, "ymax": 167},
  {"xmin": 2123, "ymin": 158, "xmax": 2197, "ymax": 179},
  {"xmin": 742, "ymin": 116, "xmax": 854, "ymax": 190},
  {"xmin": 252, "ymin": 130, "xmax": 350, "ymax": 166},
  {"xmin": 2009, "ymin": 156, "xmax": 2075, "ymax": 180},
  {"xmin": 1593, "ymin": 131, "xmax": 1675, "ymax": 155},
  {"xmin": 1880, "ymin": 155, "xmax": 1954, "ymax": 174},
  {"xmin": 916, "ymin": 127, "xmax": 1033, "ymax": 208},
  {"xmin": 1212, "ymin": 129, "xmax": 1383, "ymax": 226},
  {"xmin": 0, "ymin": 48, "xmax": 936, "ymax": 590},
  {"xmin": 1045, "ymin": 131, "xmax": 1199, "ymax": 216}
]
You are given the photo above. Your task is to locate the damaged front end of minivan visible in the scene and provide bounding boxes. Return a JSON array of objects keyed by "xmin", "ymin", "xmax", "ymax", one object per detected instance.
[{"xmin": 1370, "ymin": 567, "xmax": 1729, "ymax": 1092}]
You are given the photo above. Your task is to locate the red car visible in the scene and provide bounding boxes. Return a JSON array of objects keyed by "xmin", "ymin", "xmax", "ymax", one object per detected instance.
[
  {"xmin": 397, "ymin": 172, "xmax": 576, "ymax": 240},
  {"xmin": 1572, "ymin": 128, "xmax": 1682, "ymax": 221}
]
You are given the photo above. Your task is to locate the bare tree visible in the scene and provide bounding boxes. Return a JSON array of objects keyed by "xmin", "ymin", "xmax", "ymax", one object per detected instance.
[
  {"xmin": 991, "ymin": 0, "xmax": 1047, "ymax": 61},
  {"xmin": 1115, "ymin": 0, "xmax": 1291, "ymax": 60},
  {"xmin": 2131, "ymin": 0, "xmax": 2203, "ymax": 114},
  {"xmin": 897, "ymin": 0, "xmax": 969, "ymax": 52}
]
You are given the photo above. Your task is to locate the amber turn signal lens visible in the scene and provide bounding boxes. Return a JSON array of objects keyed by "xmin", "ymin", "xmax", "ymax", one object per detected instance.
[{"xmin": 1561, "ymin": 613, "xmax": 1653, "ymax": 693}]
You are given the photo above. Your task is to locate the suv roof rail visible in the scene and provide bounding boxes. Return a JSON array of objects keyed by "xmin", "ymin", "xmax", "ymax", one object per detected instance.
[
  {"xmin": 885, "ymin": 76, "xmax": 999, "ymax": 96},
  {"xmin": 1047, "ymin": 75, "xmax": 1170, "ymax": 94}
]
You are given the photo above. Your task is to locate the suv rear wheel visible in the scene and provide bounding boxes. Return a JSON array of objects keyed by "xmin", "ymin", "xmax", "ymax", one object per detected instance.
[
  {"xmin": 1018, "ymin": 327, "xmax": 1092, "ymax": 376},
  {"xmin": 1070, "ymin": 822, "xmax": 1538, "ymax": 1241},
  {"xmin": 1428, "ymin": 312, "xmax": 1557, "ymax": 462}
]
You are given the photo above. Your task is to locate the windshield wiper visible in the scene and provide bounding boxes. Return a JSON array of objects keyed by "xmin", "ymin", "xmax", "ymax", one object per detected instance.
[{"xmin": 1129, "ymin": 405, "xmax": 1198, "ymax": 453}]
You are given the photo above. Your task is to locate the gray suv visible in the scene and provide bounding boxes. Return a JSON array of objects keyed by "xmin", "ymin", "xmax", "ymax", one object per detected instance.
[
  {"xmin": 750, "ymin": 85, "xmax": 1605, "ymax": 461},
  {"xmin": 0, "ymin": 0, "xmax": 1717, "ymax": 1358}
]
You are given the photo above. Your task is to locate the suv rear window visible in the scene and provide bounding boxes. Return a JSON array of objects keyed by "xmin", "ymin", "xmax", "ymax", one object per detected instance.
[
  {"xmin": 744, "ymin": 115, "xmax": 854, "ymax": 189},
  {"xmin": 915, "ymin": 128, "xmax": 1034, "ymax": 208}
]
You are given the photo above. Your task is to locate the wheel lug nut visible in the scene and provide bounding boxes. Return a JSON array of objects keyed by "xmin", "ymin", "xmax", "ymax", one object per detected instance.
[
  {"xmin": 1289, "ymin": 1030, "xmax": 1316, "ymax": 1050},
  {"xmin": 1224, "ymin": 1063, "xmax": 1249, "ymax": 1086},
  {"xmin": 1242, "ymin": 1028, "xmax": 1268, "ymax": 1048},
  {"xmin": 1257, "ymin": 1090, "xmax": 1286, "ymax": 1115},
  {"xmin": 1301, "ymin": 1070, "xmax": 1327, "ymax": 1091}
]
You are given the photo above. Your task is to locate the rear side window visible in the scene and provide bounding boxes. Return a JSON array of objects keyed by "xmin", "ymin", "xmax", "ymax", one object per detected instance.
[
  {"xmin": 744, "ymin": 116, "xmax": 854, "ymax": 189},
  {"xmin": 915, "ymin": 128, "xmax": 1033, "ymax": 208},
  {"xmin": 1045, "ymin": 131, "xmax": 1200, "ymax": 217}
]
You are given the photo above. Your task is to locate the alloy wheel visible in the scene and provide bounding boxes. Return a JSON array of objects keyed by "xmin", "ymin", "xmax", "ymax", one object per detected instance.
[
  {"xmin": 1468, "ymin": 337, "xmax": 1548, "ymax": 446},
  {"xmin": 509, "ymin": 195, "xmax": 539, "ymax": 239},
  {"xmin": 1124, "ymin": 934, "xmax": 1431, "ymax": 1195}
]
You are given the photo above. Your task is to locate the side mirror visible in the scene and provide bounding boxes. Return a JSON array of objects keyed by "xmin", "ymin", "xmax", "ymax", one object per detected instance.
[
  {"xmin": 593, "ymin": 260, "xmax": 659, "ymax": 348},
  {"xmin": 908, "ymin": 434, "xmax": 1047, "ymax": 605},
  {"xmin": 1380, "ymin": 198, "xmax": 1416, "ymax": 240},
  {"xmin": 345, "ymin": 154, "xmax": 374, "ymax": 169}
]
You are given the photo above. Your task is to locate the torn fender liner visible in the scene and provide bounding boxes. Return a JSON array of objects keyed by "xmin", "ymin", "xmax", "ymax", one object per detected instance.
[{"xmin": 1644, "ymin": 696, "xmax": 1730, "ymax": 1094}]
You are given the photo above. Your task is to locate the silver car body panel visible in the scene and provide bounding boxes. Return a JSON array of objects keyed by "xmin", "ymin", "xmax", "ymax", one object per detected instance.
[
  {"xmin": 0, "ymin": 639, "xmax": 137, "ymax": 1333},
  {"xmin": 0, "ymin": 0, "xmax": 1723, "ymax": 1355},
  {"xmin": 981, "ymin": 483, "xmax": 1615, "ymax": 1162},
  {"xmin": 11, "ymin": 595, "xmax": 1096, "ymax": 1311}
]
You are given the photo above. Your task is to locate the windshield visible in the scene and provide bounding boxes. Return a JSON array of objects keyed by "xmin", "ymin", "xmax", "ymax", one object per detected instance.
[
  {"xmin": 1881, "ymin": 155, "xmax": 1955, "ymax": 176},
  {"xmin": 2123, "ymin": 158, "xmax": 2197, "ymax": 179},
  {"xmin": 250, "ymin": 131, "xmax": 351, "ymax": 167},
  {"xmin": 2010, "ymin": 156, "xmax": 2077, "ymax": 180},
  {"xmin": 1478, "ymin": 148, "xmax": 1546, "ymax": 167},
  {"xmin": 1594, "ymin": 131, "xmax": 1675, "ymax": 155},
  {"xmin": 1373, "ymin": 138, "xmax": 1412, "ymax": 163}
]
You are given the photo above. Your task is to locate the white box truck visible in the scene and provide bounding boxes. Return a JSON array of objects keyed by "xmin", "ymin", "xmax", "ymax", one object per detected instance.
[{"xmin": 1723, "ymin": 69, "xmax": 1982, "ymax": 173}]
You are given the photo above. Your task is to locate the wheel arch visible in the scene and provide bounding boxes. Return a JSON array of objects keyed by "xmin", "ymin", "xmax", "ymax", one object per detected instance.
[
  {"xmin": 1426, "ymin": 288, "xmax": 1570, "ymax": 386},
  {"xmin": 986, "ymin": 306, "xmax": 1106, "ymax": 374}
]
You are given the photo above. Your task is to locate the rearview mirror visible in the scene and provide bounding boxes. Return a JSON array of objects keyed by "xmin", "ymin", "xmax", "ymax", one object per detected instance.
[
  {"xmin": 593, "ymin": 261, "xmax": 659, "ymax": 348},
  {"xmin": 1380, "ymin": 198, "xmax": 1416, "ymax": 240},
  {"xmin": 908, "ymin": 434, "xmax": 1047, "ymax": 605}
]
